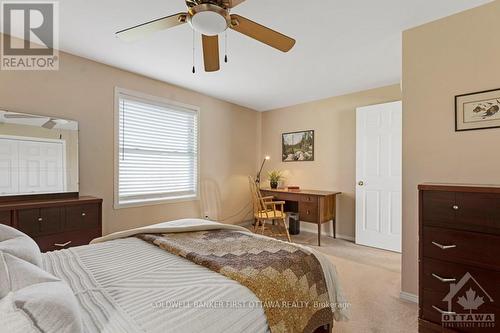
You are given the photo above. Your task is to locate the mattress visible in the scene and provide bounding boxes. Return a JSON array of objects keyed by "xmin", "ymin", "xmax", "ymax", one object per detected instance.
[{"xmin": 43, "ymin": 237, "xmax": 270, "ymax": 333}]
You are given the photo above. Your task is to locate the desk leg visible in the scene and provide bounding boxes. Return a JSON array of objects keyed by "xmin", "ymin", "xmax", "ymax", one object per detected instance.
[
  {"xmin": 332, "ymin": 218, "xmax": 336, "ymax": 239},
  {"xmin": 317, "ymin": 221, "xmax": 321, "ymax": 246}
]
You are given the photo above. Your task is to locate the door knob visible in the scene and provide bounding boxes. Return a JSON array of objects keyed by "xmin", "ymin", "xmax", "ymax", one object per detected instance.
[{"xmin": 358, "ymin": 181, "xmax": 364, "ymax": 186}]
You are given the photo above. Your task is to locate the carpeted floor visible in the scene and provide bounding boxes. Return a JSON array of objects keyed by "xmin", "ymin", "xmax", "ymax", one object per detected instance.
[{"xmin": 252, "ymin": 227, "xmax": 418, "ymax": 333}]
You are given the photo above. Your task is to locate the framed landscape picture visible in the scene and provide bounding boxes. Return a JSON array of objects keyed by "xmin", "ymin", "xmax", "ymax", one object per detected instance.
[
  {"xmin": 455, "ymin": 88, "xmax": 500, "ymax": 131},
  {"xmin": 282, "ymin": 130, "xmax": 314, "ymax": 162}
]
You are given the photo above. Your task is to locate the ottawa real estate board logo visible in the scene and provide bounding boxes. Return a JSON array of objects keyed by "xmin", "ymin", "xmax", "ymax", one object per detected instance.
[
  {"xmin": 1, "ymin": 1, "xmax": 59, "ymax": 70},
  {"xmin": 440, "ymin": 272, "xmax": 495, "ymax": 329}
]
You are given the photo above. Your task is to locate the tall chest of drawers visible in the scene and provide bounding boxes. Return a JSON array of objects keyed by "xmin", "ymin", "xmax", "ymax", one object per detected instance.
[
  {"xmin": 419, "ymin": 184, "xmax": 500, "ymax": 332},
  {"xmin": 0, "ymin": 195, "xmax": 102, "ymax": 252}
]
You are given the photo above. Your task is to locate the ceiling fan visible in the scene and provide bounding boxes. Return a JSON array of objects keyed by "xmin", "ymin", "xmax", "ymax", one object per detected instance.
[
  {"xmin": 116, "ymin": 0, "xmax": 296, "ymax": 72},
  {"xmin": 3, "ymin": 113, "xmax": 64, "ymax": 129}
]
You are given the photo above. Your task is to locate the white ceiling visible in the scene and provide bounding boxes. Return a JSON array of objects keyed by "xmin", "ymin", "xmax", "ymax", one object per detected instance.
[{"xmin": 6, "ymin": 0, "xmax": 492, "ymax": 111}]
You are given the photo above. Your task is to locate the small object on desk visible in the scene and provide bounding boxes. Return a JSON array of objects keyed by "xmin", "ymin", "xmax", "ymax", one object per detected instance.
[
  {"xmin": 287, "ymin": 186, "xmax": 300, "ymax": 191},
  {"xmin": 260, "ymin": 187, "xmax": 340, "ymax": 246}
]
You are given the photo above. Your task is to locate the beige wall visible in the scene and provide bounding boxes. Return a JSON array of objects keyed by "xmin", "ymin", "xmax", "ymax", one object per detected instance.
[
  {"xmin": 261, "ymin": 85, "xmax": 401, "ymax": 238},
  {"xmin": 402, "ymin": 0, "xmax": 500, "ymax": 295},
  {"xmin": 0, "ymin": 41, "xmax": 261, "ymax": 234}
]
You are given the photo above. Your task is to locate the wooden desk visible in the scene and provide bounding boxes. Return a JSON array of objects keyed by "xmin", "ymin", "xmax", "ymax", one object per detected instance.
[{"xmin": 260, "ymin": 188, "xmax": 341, "ymax": 246}]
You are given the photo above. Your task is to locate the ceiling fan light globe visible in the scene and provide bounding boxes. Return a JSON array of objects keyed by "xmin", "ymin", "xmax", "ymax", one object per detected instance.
[{"xmin": 189, "ymin": 11, "xmax": 228, "ymax": 36}]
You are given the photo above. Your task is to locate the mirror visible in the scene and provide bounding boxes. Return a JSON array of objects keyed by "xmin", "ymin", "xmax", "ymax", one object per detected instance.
[{"xmin": 0, "ymin": 110, "xmax": 79, "ymax": 196}]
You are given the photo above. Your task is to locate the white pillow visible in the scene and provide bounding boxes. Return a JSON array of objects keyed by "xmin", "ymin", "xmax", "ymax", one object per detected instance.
[
  {"xmin": 0, "ymin": 252, "xmax": 83, "ymax": 333},
  {"xmin": 0, "ymin": 224, "xmax": 42, "ymax": 267}
]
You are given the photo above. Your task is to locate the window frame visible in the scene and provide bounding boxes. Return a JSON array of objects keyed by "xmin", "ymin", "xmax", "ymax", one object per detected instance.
[{"xmin": 113, "ymin": 87, "xmax": 200, "ymax": 209}]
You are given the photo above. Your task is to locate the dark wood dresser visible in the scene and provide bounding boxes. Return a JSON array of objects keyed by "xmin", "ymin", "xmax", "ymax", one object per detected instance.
[
  {"xmin": 419, "ymin": 184, "xmax": 500, "ymax": 332},
  {"xmin": 0, "ymin": 194, "xmax": 102, "ymax": 252}
]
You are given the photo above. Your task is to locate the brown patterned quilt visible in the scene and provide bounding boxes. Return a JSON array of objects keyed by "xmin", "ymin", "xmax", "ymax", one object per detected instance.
[{"xmin": 138, "ymin": 230, "xmax": 333, "ymax": 333}]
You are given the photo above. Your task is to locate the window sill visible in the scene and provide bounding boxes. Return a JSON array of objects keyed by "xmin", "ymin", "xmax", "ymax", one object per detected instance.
[{"xmin": 114, "ymin": 195, "xmax": 199, "ymax": 210}]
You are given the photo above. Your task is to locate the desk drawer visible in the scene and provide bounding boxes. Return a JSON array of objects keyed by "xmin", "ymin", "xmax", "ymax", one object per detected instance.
[
  {"xmin": 423, "ymin": 226, "xmax": 500, "ymax": 270},
  {"xmin": 0, "ymin": 211, "xmax": 11, "ymax": 226},
  {"xmin": 300, "ymin": 195, "xmax": 318, "ymax": 204},
  {"xmin": 299, "ymin": 202, "xmax": 318, "ymax": 222}
]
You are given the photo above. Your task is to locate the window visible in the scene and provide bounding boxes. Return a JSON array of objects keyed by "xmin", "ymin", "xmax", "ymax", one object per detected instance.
[{"xmin": 115, "ymin": 89, "xmax": 199, "ymax": 208}]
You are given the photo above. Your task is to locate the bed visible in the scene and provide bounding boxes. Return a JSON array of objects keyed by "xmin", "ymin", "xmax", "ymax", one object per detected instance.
[{"xmin": 1, "ymin": 219, "xmax": 348, "ymax": 333}]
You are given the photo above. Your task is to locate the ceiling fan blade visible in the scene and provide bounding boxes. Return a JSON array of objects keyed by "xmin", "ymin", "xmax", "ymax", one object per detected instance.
[
  {"xmin": 202, "ymin": 35, "xmax": 220, "ymax": 72},
  {"xmin": 223, "ymin": 0, "xmax": 247, "ymax": 8},
  {"xmin": 116, "ymin": 13, "xmax": 187, "ymax": 42},
  {"xmin": 230, "ymin": 14, "xmax": 295, "ymax": 52},
  {"xmin": 42, "ymin": 119, "xmax": 57, "ymax": 129},
  {"xmin": 4, "ymin": 113, "xmax": 44, "ymax": 119}
]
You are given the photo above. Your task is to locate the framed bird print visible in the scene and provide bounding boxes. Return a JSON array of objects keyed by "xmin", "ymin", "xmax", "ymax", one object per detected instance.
[{"xmin": 455, "ymin": 88, "xmax": 500, "ymax": 131}]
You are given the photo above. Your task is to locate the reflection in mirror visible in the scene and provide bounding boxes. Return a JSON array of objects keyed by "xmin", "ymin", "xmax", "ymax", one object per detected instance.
[{"xmin": 0, "ymin": 110, "xmax": 79, "ymax": 196}]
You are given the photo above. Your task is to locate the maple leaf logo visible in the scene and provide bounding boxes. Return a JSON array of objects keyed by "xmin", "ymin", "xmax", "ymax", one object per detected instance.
[{"xmin": 457, "ymin": 288, "xmax": 484, "ymax": 313}]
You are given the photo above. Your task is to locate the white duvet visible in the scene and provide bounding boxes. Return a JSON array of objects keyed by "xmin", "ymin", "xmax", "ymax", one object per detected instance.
[{"xmin": 43, "ymin": 219, "xmax": 347, "ymax": 333}]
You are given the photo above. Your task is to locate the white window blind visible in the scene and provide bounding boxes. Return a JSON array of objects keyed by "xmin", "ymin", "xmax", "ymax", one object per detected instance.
[{"xmin": 117, "ymin": 93, "xmax": 198, "ymax": 206}]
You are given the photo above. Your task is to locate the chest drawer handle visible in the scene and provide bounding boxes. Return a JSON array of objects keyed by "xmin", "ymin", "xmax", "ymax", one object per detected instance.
[
  {"xmin": 432, "ymin": 241, "xmax": 456, "ymax": 250},
  {"xmin": 37, "ymin": 217, "xmax": 43, "ymax": 222},
  {"xmin": 432, "ymin": 273, "xmax": 456, "ymax": 283},
  {"xmin": 81, "ymin": 212, "xmax": 86, "ymax": 217},
  {"xmin": 452, "ymin": 205, "xmax": 459, "ymax": 211},
  {"xmin": 54, "ymin": 241, "xmax": 72, "ymax": 248},
  {"xmin": 432, "ymin": 305, "xmax": 456, "ymax": 315}
]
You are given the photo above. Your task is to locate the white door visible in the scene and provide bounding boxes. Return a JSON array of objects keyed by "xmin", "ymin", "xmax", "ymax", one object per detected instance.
[
  {"xmin": 18, "ymin": 140, "xmax": 65, "ymax": 194},
  {"xmin": 0, "ymin": 139, "xmax": 19, "ymax": 195},
  {"xmin": 355, "ymin": 101, "xmax": 402, "ymax": 252}
]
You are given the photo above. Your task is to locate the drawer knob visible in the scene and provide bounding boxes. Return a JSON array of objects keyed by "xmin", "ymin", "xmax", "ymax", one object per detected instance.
[
  {"xmin": 37, "ymin": 217, "xmax": 43, "ymax": 222},
  {"xmin": 432, "ymin": 305, "xmax": 456, "ymax": 315},
  {"xmin": 81, "ymin": 212, "xmax": 86, "ymax": 217},
  {"xmin": 432, "ymin": 241, "xmax": 457, "ymax": 250},
  {"xmin": 452, "ymin": 205, "xmax": 459, "ymax": 211},
  {"xmin": 54, "ymin": 241, "xmax": 72, "ymax": 248},
  {"xmin": 432, "ymin": 273, "xmax": 456, "ymax": 283},
  {"xmin": 307, "ymin": 210, "xmax": 310, "ymax": 215}
]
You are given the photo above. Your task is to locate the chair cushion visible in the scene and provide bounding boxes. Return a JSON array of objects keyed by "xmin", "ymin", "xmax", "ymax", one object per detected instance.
[
  {"xmin": 0, "ymin": 252, "xmax": 83, "ymax": 333},
  {"xmin": 0, "ymin": 224, "xmax": 42, "ymax": 267},
  {"xmin": 256, "ymin": 210, "xmax": 286, "ymax": 219}
]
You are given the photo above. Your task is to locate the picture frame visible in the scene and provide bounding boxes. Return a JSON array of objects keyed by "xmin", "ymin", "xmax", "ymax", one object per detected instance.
[
  {"xmin": 282, "ymin": 130, "xmax": 314, "ymax": 162},
  {"xmin": 455, "ymin": 88, "xmax": 500, "ymax": 131}
]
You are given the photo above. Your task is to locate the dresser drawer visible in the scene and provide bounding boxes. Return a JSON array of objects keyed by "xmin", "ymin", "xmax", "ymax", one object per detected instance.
[
  {"xmin": 423, "ymin": 226, "xmax": 500, "ymax": 271},
  {"xmin": 299, "ymin": 202, "xmax": 318, "ymax": 222},
  {"xmin": 65, "ymin": 204, "xmax": 99, "ymax": 231},
  {"xmin": 455, "ymin": 192, "xmax": 500, "ymax": 234},
  {"xmin": 0, "ymin": 210, "xmax": 11, "ymax": 226},
  {"xmin": 422, "ymin": 191, "xmax": 456, "ymax": 224},
  {"xmin": 422, "ymin": 258, "xmax": 500, "ymax": 302},
  {"xmin": 422, "ymin": 191, "xmax": 500, "ymax": 235},
  {"xmin": 34, "ymin": 228, "xmax": 101, "ymax": 252},
  {"xmin": 18, "ymin": 207, "xmax": 63, "ymax": 236},
  {"xmin": 421, "ymin": 289, "xmax": 499, "ymax": 332}
]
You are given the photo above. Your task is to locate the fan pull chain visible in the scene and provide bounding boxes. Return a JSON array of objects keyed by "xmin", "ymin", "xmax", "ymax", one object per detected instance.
[
  {"xmin": 192, "ymin": 30, "xmax": 196, "ymax": 74},
  {"xmin": 224, "ymin": 31, "xmax": 228, "ymax": 63}
]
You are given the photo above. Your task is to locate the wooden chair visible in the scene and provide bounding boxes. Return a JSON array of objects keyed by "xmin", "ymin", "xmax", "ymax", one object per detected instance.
[{"xmin": 248, "ymin": 176, "xmax": 291, "ymax": 242}]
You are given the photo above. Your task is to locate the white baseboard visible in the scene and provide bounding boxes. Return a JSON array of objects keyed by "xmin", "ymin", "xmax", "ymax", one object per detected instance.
[
  {"xmin": 399, "ymin": 291, "xmax": 418, "ymax": 303},
  {"xmin": 237, "ymin": 220, "xmax": 355, "ymax": 242},
  {"xmin": 298, "ymin": 222, "xmax": 355, "ymax": 242}
]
